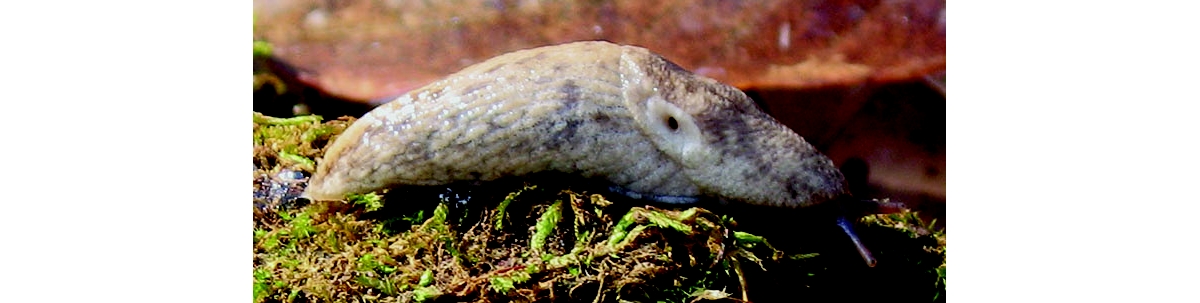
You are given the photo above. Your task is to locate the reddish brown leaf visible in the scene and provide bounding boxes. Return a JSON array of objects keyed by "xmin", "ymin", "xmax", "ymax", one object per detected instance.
[{"xmin": 254, "ymin": 0, "xmax": 945, "ymax": 101}]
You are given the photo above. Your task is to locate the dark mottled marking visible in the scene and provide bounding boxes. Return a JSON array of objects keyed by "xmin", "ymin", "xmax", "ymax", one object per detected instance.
[
  {"xmin": 784, "ymin": 174, "xmax": 802, "ymax": 200},
  {"xmin": 559, "ymin": 80, "xmax": 582, "ymax": 111},
  {"xmin": 550, "ymin": 119, "xmax": 582, "ymax": 147},
  {"xmin": 655, "ymin": 54, "xmax": 689, "ymax": 74},
  {"xmin": 592, "ymin": 112, "xmax": 611, "ymax": 124}
]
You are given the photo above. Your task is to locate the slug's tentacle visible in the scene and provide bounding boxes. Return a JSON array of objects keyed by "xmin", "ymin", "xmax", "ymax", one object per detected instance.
[{"xmin": 836, "ymin": 216, "xmax": 878, "ymax": 267}]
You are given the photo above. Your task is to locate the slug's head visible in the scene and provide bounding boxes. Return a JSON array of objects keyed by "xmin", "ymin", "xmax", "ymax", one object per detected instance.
[{"xmin": 617, "ymin": 46, "xmax": 849, "ymax": 208}]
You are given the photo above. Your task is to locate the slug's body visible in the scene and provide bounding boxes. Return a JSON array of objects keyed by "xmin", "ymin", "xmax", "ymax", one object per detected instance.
[{"xmin": 304, "ymin": 41, "xmax": 848, "ymax": 209}]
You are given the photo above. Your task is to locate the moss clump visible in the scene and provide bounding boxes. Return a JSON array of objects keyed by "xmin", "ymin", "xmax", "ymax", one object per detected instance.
[
  {"xmin": 251, "ymin": 112, "xmax": 947, "ymax": 302},
  {"xmin": 347, "ymin": 192, "xmax": 385, "ymax": 212},
  {"xmin": 253, "ymin": 112, "xmax": 353, "ymax": 214},
  {"xmin": 252, "ymin": 41, "xmax": 288, "ymax": 96},
  {"xmin": 253, "ymin": 40, "xmax": 273, "ymax": 58},
  {"xmin": 861, "ymin": 209, "xmax": 948, "ymax": 301}
]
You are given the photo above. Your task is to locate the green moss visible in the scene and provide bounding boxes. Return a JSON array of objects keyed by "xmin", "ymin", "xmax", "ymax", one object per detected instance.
[
  {"xmin": 530, "ymin": 200, "xmax": 563, "ymax": 253},
  {"xmin": 935, "ymin": 265, "xmax": 947, "ymax": 301},
  {"xmin": 253, "ymin": 113, "xmax": 350, "ymax": 184},
  {"xmin": 489, "ymin": 269, "xmax": 533, "ymax": 294},
  {"xmin": 287, "ymin": 211, "xmax": 316, "ymax": 239},
  {"xmin": 253, "ymin": 113, "xmax": 322, "ymax": 126},
  {"xmin": 418, "ymin": 269, "xmax": 434, "ymax": 287},
  {"xmin": 253, "ymin": 268, "xmax": 272, "ymax": 302},
  {"xmin": 276, "ymin": 151, "xmax": 315, "ymax": 172},
  {"xmin": 642, "ymin": 208, "xmax": 694, "ymax": 233},
  {"xmin": 347, "ymin": 192, "xmax": 384, "ymax": 212},
  {"xmin": 251, "ymin": 112, "xmax": 946, "ymax": 302},
  {"xmin": 354, "ymin": 275, "xmax": 399, "ymax": 296},
  {"xmin": 412, "ymin": 286, "xmax": 441, "ymax": 302},
  {"xmin": 493, "ymin": 185, "xmax": 534, "ymax": 230},
  {"xmin": 253, "ymin": 40, "xmax": 273, "ymax": 58},
  {"xmin": 606, "ymin": 210, "xmax": 638, "ymax": 247},
  {"xmin": 425, "ymin": 203, "xmax": 448, "ymax": 231},
  {"xmin": 488, "ymin": 276, "xmax": 516, "ymax": 294},
  {"xmin": 357, "ymin": 253, "xmax": 396, "ymax": 274}
]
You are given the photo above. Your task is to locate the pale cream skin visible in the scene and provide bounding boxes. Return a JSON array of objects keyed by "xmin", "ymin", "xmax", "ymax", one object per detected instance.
[{"xmin": 303, "ymin": 41, "xmax": 847, "ymax": 208}]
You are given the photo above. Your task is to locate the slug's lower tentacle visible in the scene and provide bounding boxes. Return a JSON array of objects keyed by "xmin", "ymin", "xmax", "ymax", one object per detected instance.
[{"xmin": 836, "ymin": 216, "xmax": 877, "ymax": 267}]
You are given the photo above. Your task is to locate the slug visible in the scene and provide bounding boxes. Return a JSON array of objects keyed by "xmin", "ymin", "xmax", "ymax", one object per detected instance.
[
  {"xmin": 304, "ymin": 41, "xmax": 878, "ymax": 266},
  {"xmin": 303, "ymin": 41, "xmax": 848, "ymax": 208}
]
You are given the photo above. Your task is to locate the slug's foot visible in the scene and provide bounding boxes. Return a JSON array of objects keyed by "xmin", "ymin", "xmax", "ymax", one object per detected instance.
[{"xmin": 606, "ymin": 185, "xmax": 701, "ymax": 205}]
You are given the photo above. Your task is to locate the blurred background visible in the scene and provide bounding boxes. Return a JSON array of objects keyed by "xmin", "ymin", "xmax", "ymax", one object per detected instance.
[{"xmin": 252, "ymin": 0, "xmax": 945, "ymax": 227}]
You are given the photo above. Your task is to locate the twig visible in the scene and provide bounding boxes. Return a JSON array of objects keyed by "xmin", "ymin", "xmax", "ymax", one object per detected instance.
[{"xmin": 592, "ymin": 261, "xmax": 607, "ymax": 303}]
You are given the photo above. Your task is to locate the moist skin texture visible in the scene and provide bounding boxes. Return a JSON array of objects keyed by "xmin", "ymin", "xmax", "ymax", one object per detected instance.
[{"xmin": 303, "ymin": 41, "xmax": 847, "ymax": 208}]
